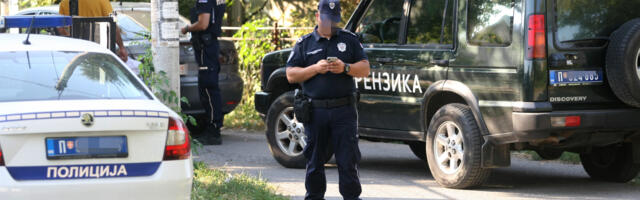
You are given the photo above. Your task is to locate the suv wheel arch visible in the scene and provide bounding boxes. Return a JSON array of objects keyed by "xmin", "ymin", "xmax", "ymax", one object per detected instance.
[
  {"xmin": 421, "ymin": 80, "xmax": 511, "ymax": 168},
  {"xmin": 421, "ymin": 80, "xmax": 490, "ymax": 137},
  {"xmin": 265, "ymin": 67, "xmax": 299, "ymax": 110}
]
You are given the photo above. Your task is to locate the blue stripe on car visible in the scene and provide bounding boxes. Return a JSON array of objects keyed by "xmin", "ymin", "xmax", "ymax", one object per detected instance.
[{"xmin": 6, "ymin": 162, "xmax": 162, "ymax": 181}]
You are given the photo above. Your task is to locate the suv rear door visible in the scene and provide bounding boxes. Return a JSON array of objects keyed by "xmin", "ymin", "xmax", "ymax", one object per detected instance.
[{"xmin": 547, "ymin": 0, "xmax": 640, "ymax": 109}]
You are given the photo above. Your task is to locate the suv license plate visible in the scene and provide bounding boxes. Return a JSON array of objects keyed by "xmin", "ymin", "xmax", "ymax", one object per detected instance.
[{"xmin": 550, "ymin": 70, "xmax": 603, "ymax": 86}]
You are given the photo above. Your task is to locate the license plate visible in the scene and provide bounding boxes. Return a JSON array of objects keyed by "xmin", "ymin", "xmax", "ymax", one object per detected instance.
[
  {"xmin": 550, "ymin": 70, "xmax": 603, "ymax": 86},
  {"xmin": 46, "ymin": 136, "xmax": 128, "ymax": 160}
]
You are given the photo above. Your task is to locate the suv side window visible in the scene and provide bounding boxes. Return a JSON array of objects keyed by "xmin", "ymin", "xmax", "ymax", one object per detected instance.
[
  {"xmin": 407, "ymin": 0, "xmax": 455, "ymax": 46},
  {"xmin": 355, "ymin": 0, "xmax": 405, "ymax": 44},
  {"xmin": 467, "ymin": 0, "xmax": 514, "ymax": 46}
]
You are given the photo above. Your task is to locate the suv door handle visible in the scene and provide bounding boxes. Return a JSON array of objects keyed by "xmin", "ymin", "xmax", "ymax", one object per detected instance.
[
  {"xmin": 376, "ymin": 57, "xmax": 393, "ymax": 63},
  {"xmin": 430, "ymin": 59, "xmax": 449, "ymax": 66}
]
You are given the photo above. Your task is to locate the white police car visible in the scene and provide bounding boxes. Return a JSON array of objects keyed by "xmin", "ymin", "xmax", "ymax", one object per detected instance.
[{"xmin": 0, "ymin": 17, "xmax": 192, "ymax": 200}]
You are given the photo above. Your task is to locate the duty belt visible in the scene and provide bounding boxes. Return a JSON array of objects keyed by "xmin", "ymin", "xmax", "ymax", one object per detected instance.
[{"xmin": 311, "ymin": 96, "xmax": 355, "ymax": 108}]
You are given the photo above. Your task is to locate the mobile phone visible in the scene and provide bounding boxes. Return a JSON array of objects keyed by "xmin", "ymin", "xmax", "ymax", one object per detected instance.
[{"xmin": 327, "ymin": 57, "xmax": 338, "ymax": 63}]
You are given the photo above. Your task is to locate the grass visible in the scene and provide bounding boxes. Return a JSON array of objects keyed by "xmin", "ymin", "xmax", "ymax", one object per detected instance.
[
  {"xmin": 223, "ymin": 96, "xmax": 265, "ymax": 131},
  {"xmin": 191, "ymin": 161, "xmax": 289, "ymax": 200}
]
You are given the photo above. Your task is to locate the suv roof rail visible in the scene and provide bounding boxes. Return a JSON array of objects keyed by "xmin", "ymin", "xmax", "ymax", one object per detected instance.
[{"xmin": 0, "ymin": 16, "xmax": 72, "ymax": 29}]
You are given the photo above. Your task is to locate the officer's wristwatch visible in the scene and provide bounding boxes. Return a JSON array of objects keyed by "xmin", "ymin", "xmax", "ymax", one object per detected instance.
[{"xmin": 343, "ymin": 63, "xmax": 351, "ymax": 75}]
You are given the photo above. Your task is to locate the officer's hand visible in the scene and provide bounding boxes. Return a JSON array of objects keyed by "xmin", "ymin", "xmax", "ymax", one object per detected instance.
[
  {"xmin": 181, "ymin": 26, "xmax": 188, "ymax": 35},
  {"xmin": 118, "ymin": 48, "xmax": 129, "ymax": 62},
  {"xmin": 314, "ymin": 60, "xmax": 330, "ymax": 74},
  {"xmin": 328, "ymin": 58, "xmax": 345, "ymax": 74}
]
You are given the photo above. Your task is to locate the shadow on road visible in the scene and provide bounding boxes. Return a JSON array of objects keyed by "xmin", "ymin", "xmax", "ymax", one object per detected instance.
[{"xmin": 199, "ymin": 131, "xmax": 640, "ymax": 200}]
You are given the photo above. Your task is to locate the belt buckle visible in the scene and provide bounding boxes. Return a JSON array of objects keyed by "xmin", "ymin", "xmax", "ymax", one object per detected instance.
[{"xmin": 199, "ymin": 66, "xmax": 208, "ymax": 70}]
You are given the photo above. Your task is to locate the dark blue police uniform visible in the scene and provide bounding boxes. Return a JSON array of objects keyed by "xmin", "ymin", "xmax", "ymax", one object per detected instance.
[
  {"xmin": 191, "ymin": 0, "xmax": 226, "ymax": 137},
  {"xmin": 287, "ymin": 26, "xmax": 368, "ymax": 200}
]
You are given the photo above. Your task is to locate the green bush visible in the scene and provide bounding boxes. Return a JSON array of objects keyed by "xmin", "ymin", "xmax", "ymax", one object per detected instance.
[{"xmin": 223, "ymin": 18, "xmax": 276, "ymax": 130}]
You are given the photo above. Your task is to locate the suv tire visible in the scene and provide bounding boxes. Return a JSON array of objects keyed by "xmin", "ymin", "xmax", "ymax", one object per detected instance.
[
  {"xmin": 606, "ymin": 18, "xmax": 640, "ymax": 107},
  {"xmin": 535, "ymin": 149, "xmax": 564, "ymax": 160},
  {"xmin": 408, "ymin": 142, "xmax": 427, "ymax": 161},
  {"xmin": 426, "ymin": 103, "xmax": 490, "ymax": 189},
  {"xmin": 580, "ymin": 143, "xmax": 640, "ymax": 182},
  {"xmin": 266, "ymin": 91, "xmax": 334, "ymax": 169}
]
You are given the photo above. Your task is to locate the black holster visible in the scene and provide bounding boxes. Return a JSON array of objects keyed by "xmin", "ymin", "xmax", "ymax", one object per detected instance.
[
  {"xmin": 190, "ymin": 32, "xmax": 203, "ymax": 52},
  {"xmin": 294, "ymin": 89, "xmax": 312, "ymax": 123},
  {"xmin": 200, "ymin": 33, "xmax": 214, "ymax": 46}
]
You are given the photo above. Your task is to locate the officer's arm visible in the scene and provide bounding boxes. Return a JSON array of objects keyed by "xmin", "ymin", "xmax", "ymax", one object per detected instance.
[
  {"xmin": 346, "ymin": 60, "xmax": 370, "ymax": 78},
  {"xmin": 185, "ymin": 13, "xmax": 211, "ymax": 32},
  {"xmin": 286, "ymin": 65, "xmax": 322, "ymax": 84}
]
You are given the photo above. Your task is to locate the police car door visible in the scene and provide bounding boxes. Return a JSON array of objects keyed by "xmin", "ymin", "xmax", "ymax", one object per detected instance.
[{"xmin": 351, "ymin": 0, "xmax": 405, "ymax": 129}]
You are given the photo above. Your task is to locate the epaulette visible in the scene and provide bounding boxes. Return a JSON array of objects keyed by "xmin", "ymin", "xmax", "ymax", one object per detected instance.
[
  {"xmin": 296, "ymin": 34, "xmax": 312, "ymax": 43},
  {"xmin": 338, "ymin": 29, "xmax": 358, "ymax": 38}
]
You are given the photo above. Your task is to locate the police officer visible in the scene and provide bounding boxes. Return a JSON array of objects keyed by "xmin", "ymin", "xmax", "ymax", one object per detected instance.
[
  {"xmin": 286, "ymin": 0, "xmax": 370, "ymax": 199},
  {"xmin": 181, "ymin": 0, "xmax": 226, "ymax": 145}
]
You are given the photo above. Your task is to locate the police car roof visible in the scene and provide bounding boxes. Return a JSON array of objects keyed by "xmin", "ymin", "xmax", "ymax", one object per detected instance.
[{"xmin": 0, "ymin": 34, "xmax": 112, "ymax": 54}]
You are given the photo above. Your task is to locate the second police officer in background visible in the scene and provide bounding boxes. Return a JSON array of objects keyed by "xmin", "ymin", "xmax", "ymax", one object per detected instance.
[
  {"xmin": 181, "ymin": 0, "xmax": 226, "ymax": 145},
  {"xmin": 286, "ymin": 0, "xmax": 371, "ymax": 199}
]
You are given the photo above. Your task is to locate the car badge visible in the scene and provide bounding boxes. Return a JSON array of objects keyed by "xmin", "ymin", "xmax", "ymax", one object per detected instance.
[
  {"xmin": 81, "ymin": 113, "xmax": 94, "ymax": 127},
  {"xmin": 337, "ymin": 42, "xmax": 347, "ymax": 52},
  {"xmin": 329, "ymin": 2, "xmax": 336, "ymax": 9}
]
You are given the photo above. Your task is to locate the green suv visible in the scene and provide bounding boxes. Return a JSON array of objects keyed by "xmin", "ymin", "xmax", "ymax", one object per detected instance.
[{"xmin": 255, "ymin": 0, "xmax": 640, "ymax": 188}]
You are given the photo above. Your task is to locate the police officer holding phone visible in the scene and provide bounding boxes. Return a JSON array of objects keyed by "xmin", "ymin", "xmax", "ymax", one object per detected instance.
[
  {"xmin": 181, "ymin": 0, "xmax": 226, "ymax": 145},
  {"xmin": 286, "ymin": 0, "xmax": 370, "ymax": 199}
]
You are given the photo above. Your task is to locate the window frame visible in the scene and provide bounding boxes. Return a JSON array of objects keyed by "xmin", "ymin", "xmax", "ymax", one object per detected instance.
[
  {"xmin": 399, "ymin": 0, "xmax": 459, "ymax": 50},
  {"xmin": 350, "ymin": 0, "xmax": 410, "ymax": 47},
  {"xmin": 465, "ymin": 0, "xmax": 515, "ymax": 47}
]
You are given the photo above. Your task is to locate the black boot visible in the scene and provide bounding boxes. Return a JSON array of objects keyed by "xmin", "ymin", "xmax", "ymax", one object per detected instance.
[{"xmin": 202, "ymin": 125, "xmax": 222, "ymax": 145}]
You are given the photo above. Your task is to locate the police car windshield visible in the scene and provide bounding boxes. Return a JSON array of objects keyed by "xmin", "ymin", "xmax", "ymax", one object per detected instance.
[{"xmin": 0, "ymin": 51, "xmax": 151, "ymax": 102}]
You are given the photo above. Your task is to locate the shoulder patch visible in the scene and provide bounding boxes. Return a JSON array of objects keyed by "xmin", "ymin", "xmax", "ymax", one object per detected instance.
[
  {"xmin": 338, "ymin": 29, "xmax": 358, "ymax": 38},
  {"xmin": 296, "ymin": 34, "xmax": 312, "ymax": 43}
]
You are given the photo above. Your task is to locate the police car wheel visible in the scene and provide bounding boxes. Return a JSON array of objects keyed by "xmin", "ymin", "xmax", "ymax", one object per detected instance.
[
  {"xmin": 580, "ymin": 143, "xmax": 640, "ymax": 182},
  {"xmin": 425, "ymin": 103, "xmax": 490, "ymax": 189}
]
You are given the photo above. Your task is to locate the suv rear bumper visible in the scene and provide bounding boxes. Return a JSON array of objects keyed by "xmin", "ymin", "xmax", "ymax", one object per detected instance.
[{"xmin": 487, "ymin": 109, "xmax": 640, "ymax": 144}]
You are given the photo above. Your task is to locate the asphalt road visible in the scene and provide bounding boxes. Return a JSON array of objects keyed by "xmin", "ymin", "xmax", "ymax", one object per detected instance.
[{"xmin": 195, "ymin": 130, "xmax": 640, "ymax": 200}]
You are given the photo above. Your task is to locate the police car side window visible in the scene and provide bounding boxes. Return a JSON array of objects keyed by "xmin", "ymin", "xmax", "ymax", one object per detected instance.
[
  {"xmin": 467, "ymin": 0, "xmax": 515, "ymax": 46},
  {"xmin": 406, "ymin": 0, "xmax": 455, "ymax": 46},
  {"xmin": 355, "ymin": 0, "xmax": 404, "ymax": 44}
]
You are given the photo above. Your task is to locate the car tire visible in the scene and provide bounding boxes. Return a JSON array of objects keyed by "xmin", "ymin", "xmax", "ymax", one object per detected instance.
[
  {"xmin": 408, "ymin": 142, "xmax": 427, "ymax": 161},
  {"xmin": 535, "ymin": 149, "xmax": 564, "ymax": 160},
  {"xmin": 425, "ymin": 103, "xmax": 490, "ymax": 189},
  {"xmin": 606, "ymin": 18, "xmax": 640, "ymax": 108},
  {"xmin": 580, "ymin": 143, "xmax": 640, "ymax": 182},
  {"xmin": 265, "ymin": 91, "xmax": 334, "ymax": 169}
]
